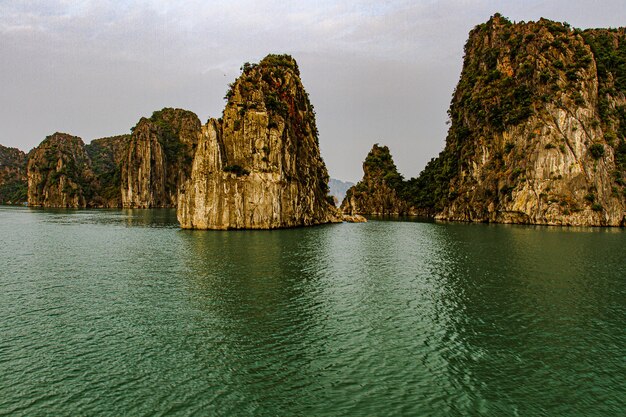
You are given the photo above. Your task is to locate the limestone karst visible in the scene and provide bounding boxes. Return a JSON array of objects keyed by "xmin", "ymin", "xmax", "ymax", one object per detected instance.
[
  {"xmin": 0, "ymin": 144, "xmax": 27, "ymax": 204},
  {"xmin": 341, "ymin": 144, "xmax": 415, "ymax": 216},
  {"xmin": 85, "ymin": 135, "xmax": 129, "ymax": 207},
  {"xmin": 177, "ymin": 55, "xmax": 341, "ymax": 229},
  {"xmin": 424, "ymin": 15, "xmax": 626, "ymax": 226},
  {"xmin": 27, "ymin": 133, "xmax": 97, "ymax": 208},
  {"xmin": 6, "ymin": 21, "xmax": 626, "ymax": 227},
  {"xmin": 19, "ymin": 55, "xmax": 340, "ymax": 229},
  {"xmin": 350, "ymin": 16, "xmax": 626, "ymax": 226},
  {"xmin": 121, "ymin": 109, "xmax": 200, "ymax": 208}
]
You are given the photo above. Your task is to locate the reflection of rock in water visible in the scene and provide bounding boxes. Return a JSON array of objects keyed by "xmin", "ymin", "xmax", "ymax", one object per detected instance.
[
  {"xmin": 122, "ymin": 209, "xmax": 180, "ymax": 228},
  {"xmin": 178, "ymin": 227, "xmax": 339, "ymax": 370},
  {"xmin": 180, "ymin": 228, "xmax": 320, "ymax": 320}
]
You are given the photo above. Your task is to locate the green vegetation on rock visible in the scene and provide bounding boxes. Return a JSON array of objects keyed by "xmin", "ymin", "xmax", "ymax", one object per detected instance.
[
  {"xmin": 0, "ymin": 144, "xmax": 27, "ymax": 204},
  {"xmin": 223, "ymin": 164, "xmax": 250, "ymax": 176},
  {"xmin": 392, "ymin": 15, "xmax": 626, "ymax": 226},
  {"xmin": 27, "ymin": 133, "xmax": 96, "ymax": 207},
  {"xmin": 224, "ymin": 54, "xmax": 320, "ymax": 146},
  {"xmin": 341, "ymin": 144, "xmax": 415, "ymax": 215},
  {"xmin": 582, "ymin": 28, "xmax": 626, "ymax": 188},
  {"xmin": 179, "ymin": 54, "xmax": 339, "ymax": 229},
  {"xmin": 85, "ymin": 135, "xmax": 129, "ymax": 204},
  {"xmin": 122, "ymin": 108, "xmax": 200, "ymax": 208}
]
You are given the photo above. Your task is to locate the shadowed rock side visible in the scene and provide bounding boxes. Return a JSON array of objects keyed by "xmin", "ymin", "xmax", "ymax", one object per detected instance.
[
  {"xmin": 27, "ymin": 133, "xmax": 97, "ymax": 208},
  {"xmin": 0, "ymin": 144, "xmax": 27, "ymax": 204},
  {"xmin": 408, "ymin": 15, "xmax": 626, "ymax": 226},
  {"xmin": 178, "ymin": 55, "xmax": 340, "ymax": 229},
  {"xmin": 341, "ymin": 144, "xmax": 415, "ymax": 216},
  {"xmin": 85, "ymin": 134, "xmax": 129, "ymax": 207},
  {"xmin": 26, "ymin": 133, "xmax": 131, "ymax": 208},
  {"xmin": 121, "ymin": 108, "xmax": 200, "ymax": 208}
]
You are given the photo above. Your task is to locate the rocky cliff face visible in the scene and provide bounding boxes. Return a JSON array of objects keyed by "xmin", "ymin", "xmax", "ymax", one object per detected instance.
[
  {"xmin": 341, "ymin": 144, "xmax": 415, "ymax": 215},
  {"xmin": 178, "ymin": 55, "xmax": 340, "ymax": 229},
  {"xmin": 412, "ymin": 15, "xmax": 626, "ymax": 226},
  {"xmin": 121, "ymin": 108, "xmax": 200, "ymax": 208},
  {"xmin": 27, "ymin": 133, "xmax": 97, "ymax": 208},
  {"xmin": 0, "ymin": 144, "xmax": 27, "ymax": 204},
  {"xmin": 85, "ymin": 135, "xmax": 129, "ymax": 207}
]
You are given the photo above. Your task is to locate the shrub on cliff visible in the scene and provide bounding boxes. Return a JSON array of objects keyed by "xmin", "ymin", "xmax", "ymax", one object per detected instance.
[
  {"xmin": 223, "ymin": 165, "xmax": 250, "ymax": 176},
  {"xmin": 589, "ymin": 144, "xmax": 605, "ymax": 159}
]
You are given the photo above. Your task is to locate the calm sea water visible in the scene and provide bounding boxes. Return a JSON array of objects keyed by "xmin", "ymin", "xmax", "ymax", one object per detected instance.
[{"xmin": 0, "ymin": 206, "xmax": 624, "ymax": 416}]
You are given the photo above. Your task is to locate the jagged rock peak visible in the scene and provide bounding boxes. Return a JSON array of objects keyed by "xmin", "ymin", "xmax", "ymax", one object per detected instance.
[
  {"xmin": 121, "ymin": 108, "xmax": 201, "ymax": 208},
  {"xmin": 341, "ymin": 144, "xmax": 415, "ymax": 216},
  {"xmin": 361, "ymin": 144, "xmax": 402, "ymax": 181},
  {"xmin": 27, "ymin": 132, "xmax": 96, "ymax": 208},
  {"xmin": 412, "ymin": 15, "xmax": 626, "ymax": 226},
  {"xmin": 178, "ymin": 54, "xmax": 340, "ymax": 229}
]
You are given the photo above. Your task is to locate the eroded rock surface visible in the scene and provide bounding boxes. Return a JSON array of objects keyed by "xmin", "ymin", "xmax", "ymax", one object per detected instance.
[
  {"xmin": 121, "ymin": 108, "xmax": 200, "ymax": 208},
  {"xmin": 85, "ymin": 135, "xmax": 130, "ymax": 207},
  {"xmin": 27, "ymin": 133, "xmax": 96, "ymax": 208},
  {"xmin": 0, "ymin": 144, "xmax": 27, "ymax": 204},
  {"xmin": 341, "ymin": 144, "xmax": 415, "ymax": 216},
  {"xmin": 178, "ymin": 55, "xmax": 340, "ymax": 229},
  {"xmin": 411, "ymin": 15, "xmax": 626, "ymax": 226}
]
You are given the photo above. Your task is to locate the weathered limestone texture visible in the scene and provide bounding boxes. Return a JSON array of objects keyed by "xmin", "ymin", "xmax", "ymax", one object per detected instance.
[
  {"xmin": 178, "ymin": 55, "xmax": 340, "ymax": 229},
  {"xmin": 27, "ymin": 133, "xmax": 95, "ymax": 208},
  {"xmin": 341, "ymin": 144, "xmax": 415, "ymax": 216},
  {"xmin": 121, "ymin": 108, "xmax": 200, "ymax": 208},
  {"xmin": 425, "ymin": 15, "xmax": 626, "ymax": 226},
  {"xmin": 0, "ymin": 144, "xmax": 27, "ymax": 204}
]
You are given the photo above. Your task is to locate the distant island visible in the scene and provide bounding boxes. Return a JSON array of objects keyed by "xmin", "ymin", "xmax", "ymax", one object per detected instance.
[{"xmin": 1, "ymin": 15, "xmax": 625, "ymax": 227}]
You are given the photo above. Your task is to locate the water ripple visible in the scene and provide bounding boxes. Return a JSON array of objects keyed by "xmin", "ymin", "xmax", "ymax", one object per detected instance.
[{"xmin": 0, "ymin": 207, "xmax": 624, "ymax": 416}]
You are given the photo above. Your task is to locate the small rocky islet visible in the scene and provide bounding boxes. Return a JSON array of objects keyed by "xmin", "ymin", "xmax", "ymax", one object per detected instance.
[
  {"xmin": 177, "ymin": 57, "xmax": 341, "ymax": 229},
  {"xmin": 1, "ymin": 15, "xmax": 625, "ymax": 228}
]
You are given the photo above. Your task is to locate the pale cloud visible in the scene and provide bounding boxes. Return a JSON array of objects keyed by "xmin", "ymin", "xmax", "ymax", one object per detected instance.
[{"xmin": 1, "ymin": 0, "xmax": 625, "ymax": 181}]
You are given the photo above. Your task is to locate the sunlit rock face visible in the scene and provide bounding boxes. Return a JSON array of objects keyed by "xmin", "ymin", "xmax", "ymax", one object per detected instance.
[
  {"xmin": 421, "ymin": 15, "xmax": 625, "ymax": 226},
  {"xmin": 177, "ymin": 55, "xmax": 340, "ymax": 229}
]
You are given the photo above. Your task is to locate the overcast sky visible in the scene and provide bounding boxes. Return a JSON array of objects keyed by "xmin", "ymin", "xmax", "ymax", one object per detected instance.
[{"xmin": 1, "ymin": 1, "xmax": 625, "ymax": 182}]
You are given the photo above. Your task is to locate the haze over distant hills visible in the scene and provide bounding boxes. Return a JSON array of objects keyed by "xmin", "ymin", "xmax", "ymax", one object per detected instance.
[{"xmin": 328, "ymin": 178, "xmax": 354, "ymax": 206}]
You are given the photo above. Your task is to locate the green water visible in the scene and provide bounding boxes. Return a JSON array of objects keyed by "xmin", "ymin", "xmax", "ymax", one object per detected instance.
[{"xmin": 0, "ymin": 206, "xmax": 624, "ymax": 416}]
